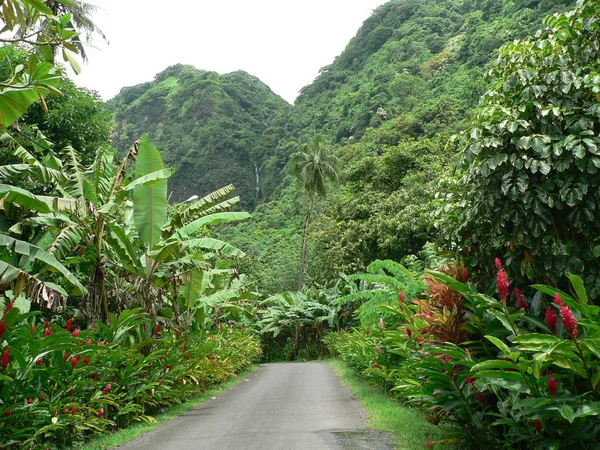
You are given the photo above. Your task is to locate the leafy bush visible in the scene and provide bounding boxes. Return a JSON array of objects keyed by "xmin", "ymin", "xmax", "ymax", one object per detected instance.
[
  {"xmin": 441, "ymin": 0, "xmax": 600, "ymax": 295},
  {"xmin": 0, "ymin": 298, "xmax": 261, "ymax": 449}
]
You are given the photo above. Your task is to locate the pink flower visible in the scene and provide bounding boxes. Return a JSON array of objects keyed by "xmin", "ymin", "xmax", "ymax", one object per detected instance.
[
  {"xmin": 494, "ymin": 258, "xmax": 503, "ymax": 270},
  {"xmin": 72, "ymin": 329, "xmax": 79, "ymax": 338},
  {"xmin": 65, "ymin": 318, "xmax": 72, "ymax": 332},
  {"xmin": 44, "ymin": 326, "xmax": 52, "ymax": 337},
  {"xmin": 554, "ymin": 293, "xmax": 564, "ymax": 307},
  {"xmin": 103, "ymin": 383, "xmax": 112, "ymax": 395},
  {"xmin": 548, "ymin": 376, "xmax": 557, "ymax": 397},
  {"xmin": 560, "ymin": 305, "xmax": 579, "ymax": 338},
  {"xmin": 496, "ymin": 269, "xmax": 510, "ymax": 301},
  {"xmin": 97, "ymin": 408, "xmax": 104, "ymax": 418},
  {"xmin": 545, "ymin": 306, "xmax": 558, "ymax": 334},
  {"xmin": 514, "ymin": 288, "xmax": 528, "ymax": 311},
  {"xmin": 398, "ymin": 291, "xmax": 405, "ymax": 303},
  {"xmin": 1, "ymin": 348, "xmax": 9, "ymax": 370}
]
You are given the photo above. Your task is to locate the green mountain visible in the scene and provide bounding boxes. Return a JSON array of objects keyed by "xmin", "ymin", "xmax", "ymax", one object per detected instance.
[
  {"xmin": 108, "ymin": 65, "xmax": 290, "ymax": 209},
  {"xmin": 109, "ymin": 0, "xmax": 575, "ymax": 293}
]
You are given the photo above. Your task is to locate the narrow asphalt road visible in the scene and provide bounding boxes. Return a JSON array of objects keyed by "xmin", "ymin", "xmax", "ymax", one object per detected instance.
[{"xmin": 117, "ymin": 362, "xmax": 393, "ymax": 450}]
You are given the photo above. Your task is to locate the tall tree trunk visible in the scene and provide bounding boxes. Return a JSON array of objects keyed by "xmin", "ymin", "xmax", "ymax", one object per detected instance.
[{"xmin": 298, "ymin": 197, "xmax": 315, "ymax": 291}]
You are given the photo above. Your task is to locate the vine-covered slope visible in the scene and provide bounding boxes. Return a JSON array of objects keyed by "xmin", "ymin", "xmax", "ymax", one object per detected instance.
[{"xmin": 108, "ymin": 64, "xmax": 290, "ymax": 208}]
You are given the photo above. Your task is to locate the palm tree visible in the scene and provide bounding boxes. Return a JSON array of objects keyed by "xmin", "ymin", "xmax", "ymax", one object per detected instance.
[{"xmin": 288, "ymin": 135, "xmax": 338, "ymax": 291}]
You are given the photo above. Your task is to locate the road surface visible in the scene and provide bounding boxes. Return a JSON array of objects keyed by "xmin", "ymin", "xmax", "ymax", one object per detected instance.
[{"xmin": 117, "ymin": 362, "xmax": 393, "ymax": 450}]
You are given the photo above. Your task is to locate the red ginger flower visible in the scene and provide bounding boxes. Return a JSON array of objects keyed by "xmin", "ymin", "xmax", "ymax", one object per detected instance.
[
  {"xmin": 36, "ymin": 358, "xmax": 44, "ymax": 366},
  {"xmin": 554, "ymin": 293, "xmax": 565, "ymax": 307},
  {"xmin": 4, "ymin": 409, "xmax": 12, "ymax": 417},
  {"xmin": 0, "ymin": 319, "xmax": 5, "ymax": 340},
  {"xmin": 72, "ymin": 329, "xmax": 79, "ymax": 338},
  {"xmin": 1, "ymin": 347, "xmax": 9, "ymax": 370},
  {"xmin": 398, "ymin": 291, "xmax": 405, "ymax": 303},
  {"xmin": 97, "ymin": 408, "xmax": 104, "ymax": 418},
  {"xmin": 71, "ymin": 405, "xmax": 77, "ymax": 415},
  {"xmin": 466, "ymin": 376, "xmax": 475, "ymax": 387},
  {"xmin": 366, "ymin": 328, "xmax": 371, "ymax": 335},
  {"xmin": 71, "ymin": 356, "xmax": 80, "ymax": 369},
  {"xmin": 65, "ymin": 317, "xmax": 72, "ymax": 332},
  {"xmin": 494, "ymin": 258, "xmax": 503, "ymax": 270},
  {"xmin": 514, "ymin": 288, "xmax": 528, "ymax": 312},
  {"xmin": 545, "ymin": 306, "xmax": 558, "ymax": 334},
  {"xmin": 154, "ymin": 322, "xmax": 162, "ymax": 336},
  {"xmin": 103, "ymin": 383, "xmax": 112, "ymax": 395},
  {"xmin": 548, "ymin": 376, "xmax": 558, "ymax": 397},
  {"xmin": 533, "ymin": 419, "xmax": 542, "ymax": 434},
  {"xmin": 4, "ymin": 302, "xmax": 13, "ymax": 314},
  {"xmin": 406, "ymin": 328, "xmax": 412, "ymax": 339},
  {"xmin": 560, "ymin": 304, "xmax": 579, "ymax": 338},
  {"xmin": 496, "ymin": 269, "xmax": 510, "ymax": 302},
  {"xmin": 44, "ymin": 326, "xmax": 52, "ymax": 337},
  {"xmin": 27, "ymin": 397, "xmax": 33, "ymax": 404},
  {"xmin": 30, "ymin": 325, "xmax": 36, "ymax": 334},
  {"xmin": 83, "ymin": 357, "xmax": 90, "ymax": 365}
]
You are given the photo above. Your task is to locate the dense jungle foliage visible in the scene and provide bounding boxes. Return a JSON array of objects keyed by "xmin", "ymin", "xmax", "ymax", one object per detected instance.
[
  {"xmin": 2, "ymin": 0, "xmax": 600, "ymax": 449},
  {"xmin": 108, "ymin": 66, "xmax": 290, "ymax": 208}
]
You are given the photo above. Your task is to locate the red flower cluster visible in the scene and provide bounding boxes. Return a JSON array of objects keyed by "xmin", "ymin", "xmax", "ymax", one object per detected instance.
[
  {"xmin": 514, "ymin": 288, "xmax": 528, "ymax": 312},
  {"xmin": 545, "ymin": 306, "xmax": 558, "ymax": 334},
  {"xmin": 0, "ymin": 319, "xmax": 5, "ymax": 340},
  {"xmin": 373, "ymin": 361, "xmax": 379, "ymax": 368},
  {"xmin": 494, "ymin": 258, "xmax": 503, "ymax": 270},
  {"xmin": 72, "ymin": 329, "xmax": 80, "ymax": 338},
  {"xmin": 548, "ymin": 376, "xmax": 558, "ymax": 397},
  {"xmin": 71, "ymin": 356, "xmax": 80, "ymax": 369},
  {"xmin": 1, "ymin": 348, "xmax": 9, "ymax": 370},
  {"xmin": 496, "ymin": 269, "xmax": 510, "ymax": 302},
  {"xmin": 398, "ymin": 291, "xmax": 405, "ymax": 303},
  {"xmin": 553, "ymin": 293, "xmax": 564, "ymax": 307},
  {"xmin": 406, "ymin": 328, "xmax": 412, "ymax": 339},
  {"xmin": 559, "ymin": 304, "xmax": 579, "ymax": 338},
  {"xmin": 65, "ymin": 317, "xmax": 72, "ymax": 332},
  {"xmin": 103, "ymin": 383, "xmax": 112, "ymax": 395}
]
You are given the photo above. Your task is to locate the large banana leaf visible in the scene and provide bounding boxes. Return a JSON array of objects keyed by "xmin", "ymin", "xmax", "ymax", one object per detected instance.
[
  {"xmin": 0, "ymin": 183, "xmax": 51, "ymax": 212},
  {"xmin": 134, "ymin": 136, "xmax": 168, "ymax": 250},
  {"xmin": 181, "ymin": 238, "xmax": 246, "ymax": 258},
  {"xmin": 174, "ymin": 211, "xmax": 250, "ymax": 240},
  {"xmin": 180, "ymin": 269, "xmax": 204, "ymax": 308},
  {"xmin": 0, "ymin": 261, "xmax": 67, "ymax": 310},
  {"xmin": 0, "ymin": 234, "xmax": 86, "ymax": 295}
]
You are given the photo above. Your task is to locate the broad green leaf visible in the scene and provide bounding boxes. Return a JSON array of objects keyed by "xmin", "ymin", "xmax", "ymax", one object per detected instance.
[
  {"xmin": 181, "ymin": 269, "xmax": 204, "ymax": 308},
  {"xmin": 134, "ymin": 136, "xmax": 168, "ymax": 250},
  {"xmin": 471, "ymin": 359, "xmax": 518, "ymax": 371},
  {"xmin": 181, "ymin": 238, "xmax": 246, "ymax": 258},
  {"xmin": 472, "ymin": 370, "xmax": 526, "ymax": 382},
  {"xmin": 569, "ymin": 274, "xmax": 588, "ymax": 305},
  {"xmin": 557, "ymin": 404, "xmax": 575, "ymax": 423},
  {"xmin": 0, "ymin": 234, "xmax": 86, "ymax": 295},
  {"xmin": 0, "ymin": 184, "xmax": 51, "ymax": 212},
  {"xmin": 513, "ymin": 334, "xmax": 561, "ymax": 345},
  {"xmin": 174, "ymin": 212, "xmax": 250, "ymax": 240},
  {"xmin": 485, "ymin": 335, "xmax": 511, "ymax": 354},
  {"xmin": 0, "ymin": 87, "xmax": 40, "ymax": 128}
]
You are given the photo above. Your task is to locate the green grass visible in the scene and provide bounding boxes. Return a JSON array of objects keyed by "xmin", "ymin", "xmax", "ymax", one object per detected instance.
[
  {"xmin": 327, "ymin": 359, "xmax": 458, "ymax": 450},
  {"xmin": 70, "ymin": 365, "xmax": 260, "ymax": 450}
]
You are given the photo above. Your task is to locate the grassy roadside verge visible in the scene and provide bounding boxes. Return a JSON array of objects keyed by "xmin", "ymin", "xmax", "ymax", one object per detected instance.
[
  {"xmin": 71, "ymin": 364, "xmax": 260, "ymax": 450},
  {"xmin": 327, "ymin": 359, "xmax": 457, "ymax": 450}
]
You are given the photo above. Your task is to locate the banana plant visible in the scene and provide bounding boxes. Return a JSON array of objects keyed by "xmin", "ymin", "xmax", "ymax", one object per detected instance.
[{"xmin": 106, "ymin": 136, "xmax": 250, "ymax": 324}]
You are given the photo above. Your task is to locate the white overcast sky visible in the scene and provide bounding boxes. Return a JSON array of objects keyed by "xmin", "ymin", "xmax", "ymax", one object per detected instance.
[{"xmin": 75, "ymin": 1, "xmax": 388, "ymax": 104}]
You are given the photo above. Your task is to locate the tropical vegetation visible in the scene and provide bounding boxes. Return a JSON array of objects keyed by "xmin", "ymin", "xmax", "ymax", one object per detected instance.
[{"xmin": 3, "ymin": 0, "xmax": 600, "ymax": 449}]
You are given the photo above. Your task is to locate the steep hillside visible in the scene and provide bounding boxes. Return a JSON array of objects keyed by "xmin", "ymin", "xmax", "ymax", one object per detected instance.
[
  {"xmin": 254, "ymin": 0, "xmax": 574, "ymax": 199},
  {"xmin": 222, "ymin": 0, "xmax": 575, "ymax": 291},
  {"xmin": 108, "ymin": 65, "xmax": 290, "ymax": 208}
]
